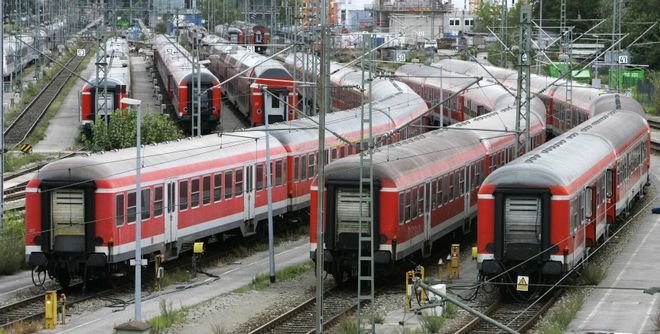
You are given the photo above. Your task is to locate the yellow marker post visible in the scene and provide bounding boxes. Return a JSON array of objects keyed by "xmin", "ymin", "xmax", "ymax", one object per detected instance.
[
  {"xmin": 448, "ymin": 244, "xmax": 460, "ymax": 280},
  {"xmin": 44, "ymin": 291, "xmax": 57, "ymax": 329}
]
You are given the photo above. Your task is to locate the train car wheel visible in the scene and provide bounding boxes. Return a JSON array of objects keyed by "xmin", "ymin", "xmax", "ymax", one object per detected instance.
[{"xmin": 31, "ymin": 266, "xmax": 47, "ymax": 287}]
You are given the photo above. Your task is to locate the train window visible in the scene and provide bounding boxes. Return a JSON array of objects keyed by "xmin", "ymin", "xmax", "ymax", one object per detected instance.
[
  {"xmin": 579, "ymin": 194, "xmax": 585, "ymax": 224},
  {"xmin": 235, "ymin": 169, "xmax": 244, "ymax": 196},
  {"xmin": 191, "ymin": 178, "xmax": 200, "ymax": 208},
  {"xmin": 411, "ymin": 190, "xmax": 418, "ymax": 218},
  {"xmin": 141, "ymin": 188, "xmax": 151, "ymax": 220},
  {"xmin": 449, "ymin": 173, "xmax": 455, "ymax": 201},
  {"xmin": 347, "ymin": 145, "xmax": 353, "ymax": 156},
  {"xmin": 154, "ymin": 186, "xmax": 163, "ymax": 217},
  {"xmin": 585, "ymin": 188, "xmax": 593, "ymax": 219},
  {"xmin": 115, "ymin": 194, "xmax": 125, "ymax": 226},
  {"xmin": 225, "ymin": 171, "xmax": 233, "ymax": 199},
  {"xmin": 458, "ymin": 171, "xmax": 465, "ymax": 196},
  {"xmin": 431, "ymin": 181, "xmax": 437, "ymax": 209},
  {"xmin": 179, "ymin": 181, "xmax": 188, "ymax": 211},
  {"xmin": 443, "ymin": 175, "xmax": 449, "ymax": 205},
  {"xmin": 417, "ymin": 187, "xmax": 424, "ymax": 217},
  {"xmin": 399, "ymin": 193, "xmax": 405, "ymax": 225},
  {"xmin": 275, "ymin": 161, "xmax": 283, "ymax": 186},
  {"xmin": 308, "ymin": 154, "xmax": 315, "ymax": 177},
  {"xmin": 203, "ymin": 176, "xmax": 211, "ymax": 205},
  {"xmin": 294, "ymin": 157, "xmax": 300, "ymax": 181},
  {"xmin": 214, "ymin": 173, "xmax": 223, "ymax": 202},
  {"xmin": 437, "ymin": 178, "xmax": 443, "ymax": 208},
  {"xmin": 301, "ymin": 155, "xmax": 307, "ymax": 179},
  {"xmin": 256, "ymin": 164, "xmax": 264, "ymax": 191},
  {"xmin": 128, "ymin": 191, "xmax": 137, "ymax": 223},
  {"xmin": 405, "ymin": 191, "xmax": 411, "ymax": 222},
  {"xmin": 474, "ymin": 163, "xmax": 481, "ymax": 188},
  {"xmin": 331, "ymin": 148, "xmax": 337, "ymax": 161}
]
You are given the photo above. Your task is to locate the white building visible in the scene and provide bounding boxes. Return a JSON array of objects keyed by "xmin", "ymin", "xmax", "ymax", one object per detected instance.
[{"xmin": 336, "ymin": 0, "xmax": 372, "ymax": 31}]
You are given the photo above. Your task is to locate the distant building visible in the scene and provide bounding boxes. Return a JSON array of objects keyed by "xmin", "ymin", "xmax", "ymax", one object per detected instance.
[
  {"xmin": 336, "ymin": 0, "xmax": 373, "ymax": 31},
  {"xmin": 297, "ymin": 0, "xmax": 339, "ymax": 26},
  {"xmin": 442, "ymin": 9, "xmax": 476, "ymax": 37}
]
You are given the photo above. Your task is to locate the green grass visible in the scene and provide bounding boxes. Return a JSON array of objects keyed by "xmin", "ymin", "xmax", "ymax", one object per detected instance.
[
  {"xmin": 419, "ymin": 314, "xmax": 445, "ymax": 333},
  {"xmin": 333, "ymin": 318, "xmax": 359, "ymax": 334},
  {"xmin": 578, "ymin": 262, "xmax": 607, "ymax": 285},
  {"xmin": 534, "ymin": 292, "xmax": 585, "ymax": 334},
  {"xmin": 148, "ymin": 300, "xmax": 189, "ymax": 334},
  {"xmin": 233, "ymin": 261, "xmax": 315, "ymax": 293},
  {"xmin": 155, "ymin": 268, "xmax": 194, "ymax": 290},
  {"xmin": 4, "ymin": 152, "xmax": 45, "ymax": 173},
  {"xmin": 0, "ymin": 211, "xmax": 28, "ymax": 275},
  {"xmin": 0, "ymin": 320, "xmax": 41, "ymax": 334}
]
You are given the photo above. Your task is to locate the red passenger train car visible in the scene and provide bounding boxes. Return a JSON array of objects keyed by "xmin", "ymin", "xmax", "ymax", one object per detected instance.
[
  {"xmin": 80, "ymin": 37, "xmax": 131, "ymax": 129},
  {"xmin": 476, "ymin": 104, "xmax": 649, "ymax": 296},
  {"xmin": 203, "ymin": 34, "xmax": 297, "ymax": 126},
  {"xmin": 309, "ymin": 87, "xmax": 548, "ymax": 281},
  {"xmin": 25, "ymin": 76, "xmax": 432, "ymax": 287},
  {"xmin": 152, "ymin": 34, "xmax": 221, "ymax": 132},
  {"xmin": 434, "ymin": 59, "xmax": 646, "ymax": 137}
]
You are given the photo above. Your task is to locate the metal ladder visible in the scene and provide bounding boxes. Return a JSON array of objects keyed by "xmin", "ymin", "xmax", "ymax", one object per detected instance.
[{"xmin": 357, "ymin": 34, "xmax": 375, "ymax": 333}]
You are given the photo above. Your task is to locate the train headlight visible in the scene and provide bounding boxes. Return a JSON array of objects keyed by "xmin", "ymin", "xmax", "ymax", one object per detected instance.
[{"xmin": 257, "ymin": 109, "xmax": 262, "ymax": 114}]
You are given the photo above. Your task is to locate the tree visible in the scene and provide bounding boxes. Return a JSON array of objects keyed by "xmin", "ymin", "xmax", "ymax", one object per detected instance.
[
  {"xmin": 85, "ymin": 108, "xmax": 183, "ymax": 152},
  {"xmin": 474, "ymin": 2, "xmax": 500, "ymax": 33},
  {"xmin": 621, "ymin": 0, "xmax": 660, "ymax": 70}
]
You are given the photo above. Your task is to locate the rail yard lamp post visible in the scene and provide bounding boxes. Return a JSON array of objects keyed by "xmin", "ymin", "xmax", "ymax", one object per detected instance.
[{"xmin": 121, "ymin": 97, "xmax": 144, "ymax": 321}]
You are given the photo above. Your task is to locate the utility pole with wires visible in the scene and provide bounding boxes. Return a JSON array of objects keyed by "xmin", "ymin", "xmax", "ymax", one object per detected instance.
[
  {"xmin": 514, "ymin": 3, "xmax": 532, "ymax": 158},
  {"xmin": 192, "ymin": 31, "xmax": 202, "ymax": 136},
  {"xmin": 315, "ymin": 0, "xmax": 329, "ymax": 333},
  {"xmin": 559, "ymin": 0, "xmax": 572, "ymax": 113},
  {"xmin": 500, "ymin": 0, "xmax": 508, "ymax": 68},
  {"xmin": 95, "ymin": 22, "xmax": 111, "ymax": 125},
  {"xmin": 611, "ymin": 0, "xmax": 622, "ymax": 93}
]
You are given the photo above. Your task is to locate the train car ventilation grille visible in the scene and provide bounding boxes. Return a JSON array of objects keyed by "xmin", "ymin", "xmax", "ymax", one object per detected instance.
[
  {"xmin": 504, "ymin": 196, "xmax": 542, "ymax": 249},
  {"xmin": 336, "ymin": 189, "xmax": 371, "ymax": 235}
]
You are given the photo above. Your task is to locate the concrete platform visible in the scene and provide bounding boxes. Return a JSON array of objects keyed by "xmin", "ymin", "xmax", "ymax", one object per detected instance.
[
  {"xmin": 39, "ymin": 238, "xmax": 310, "ymax": 333},
  {"xmin": 566, "ymin": 155, "xmax": 660, "ymax": 333},
  {"xmin": 129, "ymin": 54, "xmax": 159, "ymax": 114}
]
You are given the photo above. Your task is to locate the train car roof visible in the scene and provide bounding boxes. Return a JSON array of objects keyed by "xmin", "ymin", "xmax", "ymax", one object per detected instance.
[
  {"xmin": 35, "ymin": 132, "xmax": 286, "ymax": 185},
  {"xmin": 324, "ymin": 128, "xmax": 485, "ymax": 188},
  {"xmin": 483, "ymin": 109, "xmax": 646, "ymax": 192},
  {"xmin": 265, "ymin": 90, "xmax": 427, "ymax": 151},
  {"xmin": 152, "ymin": 34, "xmax": 218, "ymax": 85}
]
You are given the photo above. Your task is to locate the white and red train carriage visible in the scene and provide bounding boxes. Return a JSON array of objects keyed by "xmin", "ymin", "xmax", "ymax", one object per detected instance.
[
  {"xmin": 80, "ymin": 37, "xmax": 131, "ymax": 128},
  {"xmin": 25, "ymin": 76, "xmax": 431, "ymax": 287},
  {"xmin": 395, "ymin": 63, "xmax": 520, "ymax": 126},
  {"xmin": 152, "ymin": 35, "xmax": 222, "ymax": 132},
  {"xmin": 310, "ymin": 89, "xmax": 547, "ymax": 281},
  {"xmin": 434, "ymin": 59, "xmax": 645, "ymax": 136},
  {"xmin": 205, "ymin": 36, "xmax": 297, "ymax": 126},
  {"xmin": 476, "ymin": 105, "xmax": 649, "ymax": 294}
]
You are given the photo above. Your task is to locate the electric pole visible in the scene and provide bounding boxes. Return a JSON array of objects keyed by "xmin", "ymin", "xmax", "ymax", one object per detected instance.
[
  {"xmin": 514, "ymin": 3, "xmax": 531, "ymax": 158},
  {"xmin": 500, "ymin": 0, "xmax": 507, "ymax": 67}
]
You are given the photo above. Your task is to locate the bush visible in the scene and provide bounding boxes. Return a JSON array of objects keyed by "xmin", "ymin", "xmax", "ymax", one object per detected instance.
[
  {"xmin": 419, "ymin": 315, "xmax": 445, "ymax": 334},
  {"xmin": 148, "ymin": 300, "xmax": 188, "ymax": 334},
  {"xmin": 85, "ymin": 108, "xmax": 183, "ymax": 152},
  {"xmin": 0, "ymin": 211, "xmax": 27, "ymax": 275}
]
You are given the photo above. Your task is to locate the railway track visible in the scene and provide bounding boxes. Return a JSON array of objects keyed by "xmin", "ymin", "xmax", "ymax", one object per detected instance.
[
  {"xmin": 2, "ymin": 152, "xmax": 83, "ymax": 209},
  {"xmin": 648, "ymin": 118, "xmax": 660, "ymax": 131},
  {"xmin": 4, "ymin": 43, "xmax": 91, "ymax": 149},
  {"xmin": 455, "ymin": 293, "xmax": 559, "ymax": 334},
  {"xmin": 249, "ymin": 286, "xmax": 358, "ymax": 334},
  {"xmin": 0, "ymin": 282, "xmax": 108, "ymax": 330}
]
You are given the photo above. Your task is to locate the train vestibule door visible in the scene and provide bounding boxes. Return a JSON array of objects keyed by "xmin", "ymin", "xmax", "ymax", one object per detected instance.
[
  {"xmin": 463, "ymin": 164, "xmax": 472, "ymax": 233},
  {"xmin": 164, "ymin": 180, "xmax": 178, "ymax": 244},
  {"xmin": 423, "ymin": 179, "xmax": 432, "ymax": 256},
  {"xmin": 244, "ymin": 163, "xmax": 256, "ymax": 222}
]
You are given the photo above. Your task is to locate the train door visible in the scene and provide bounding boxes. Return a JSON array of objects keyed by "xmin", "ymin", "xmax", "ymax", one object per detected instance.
[
  {"xmin": 265, "ymin": 89, "xmax": 286, "ymax": 122},
  {"xmin": 164, "ymin": 180, "xmax": 178, "ymax": 244},
  {"xmin": 244, "ymin": 163, "xmax": 256, "ymax": 221},
  {"xmin": 423, "ymin": 179, "xmax": 432, "ymax": 255},
  {"xmin": 462, "ymin": 164, "xmax": 472, "ymax": 233}
]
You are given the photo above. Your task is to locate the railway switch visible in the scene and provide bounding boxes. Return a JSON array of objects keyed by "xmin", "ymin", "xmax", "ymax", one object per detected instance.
[{"xmin": 44, "ymin": 290, "xmax": 57, "ymax": 329}]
